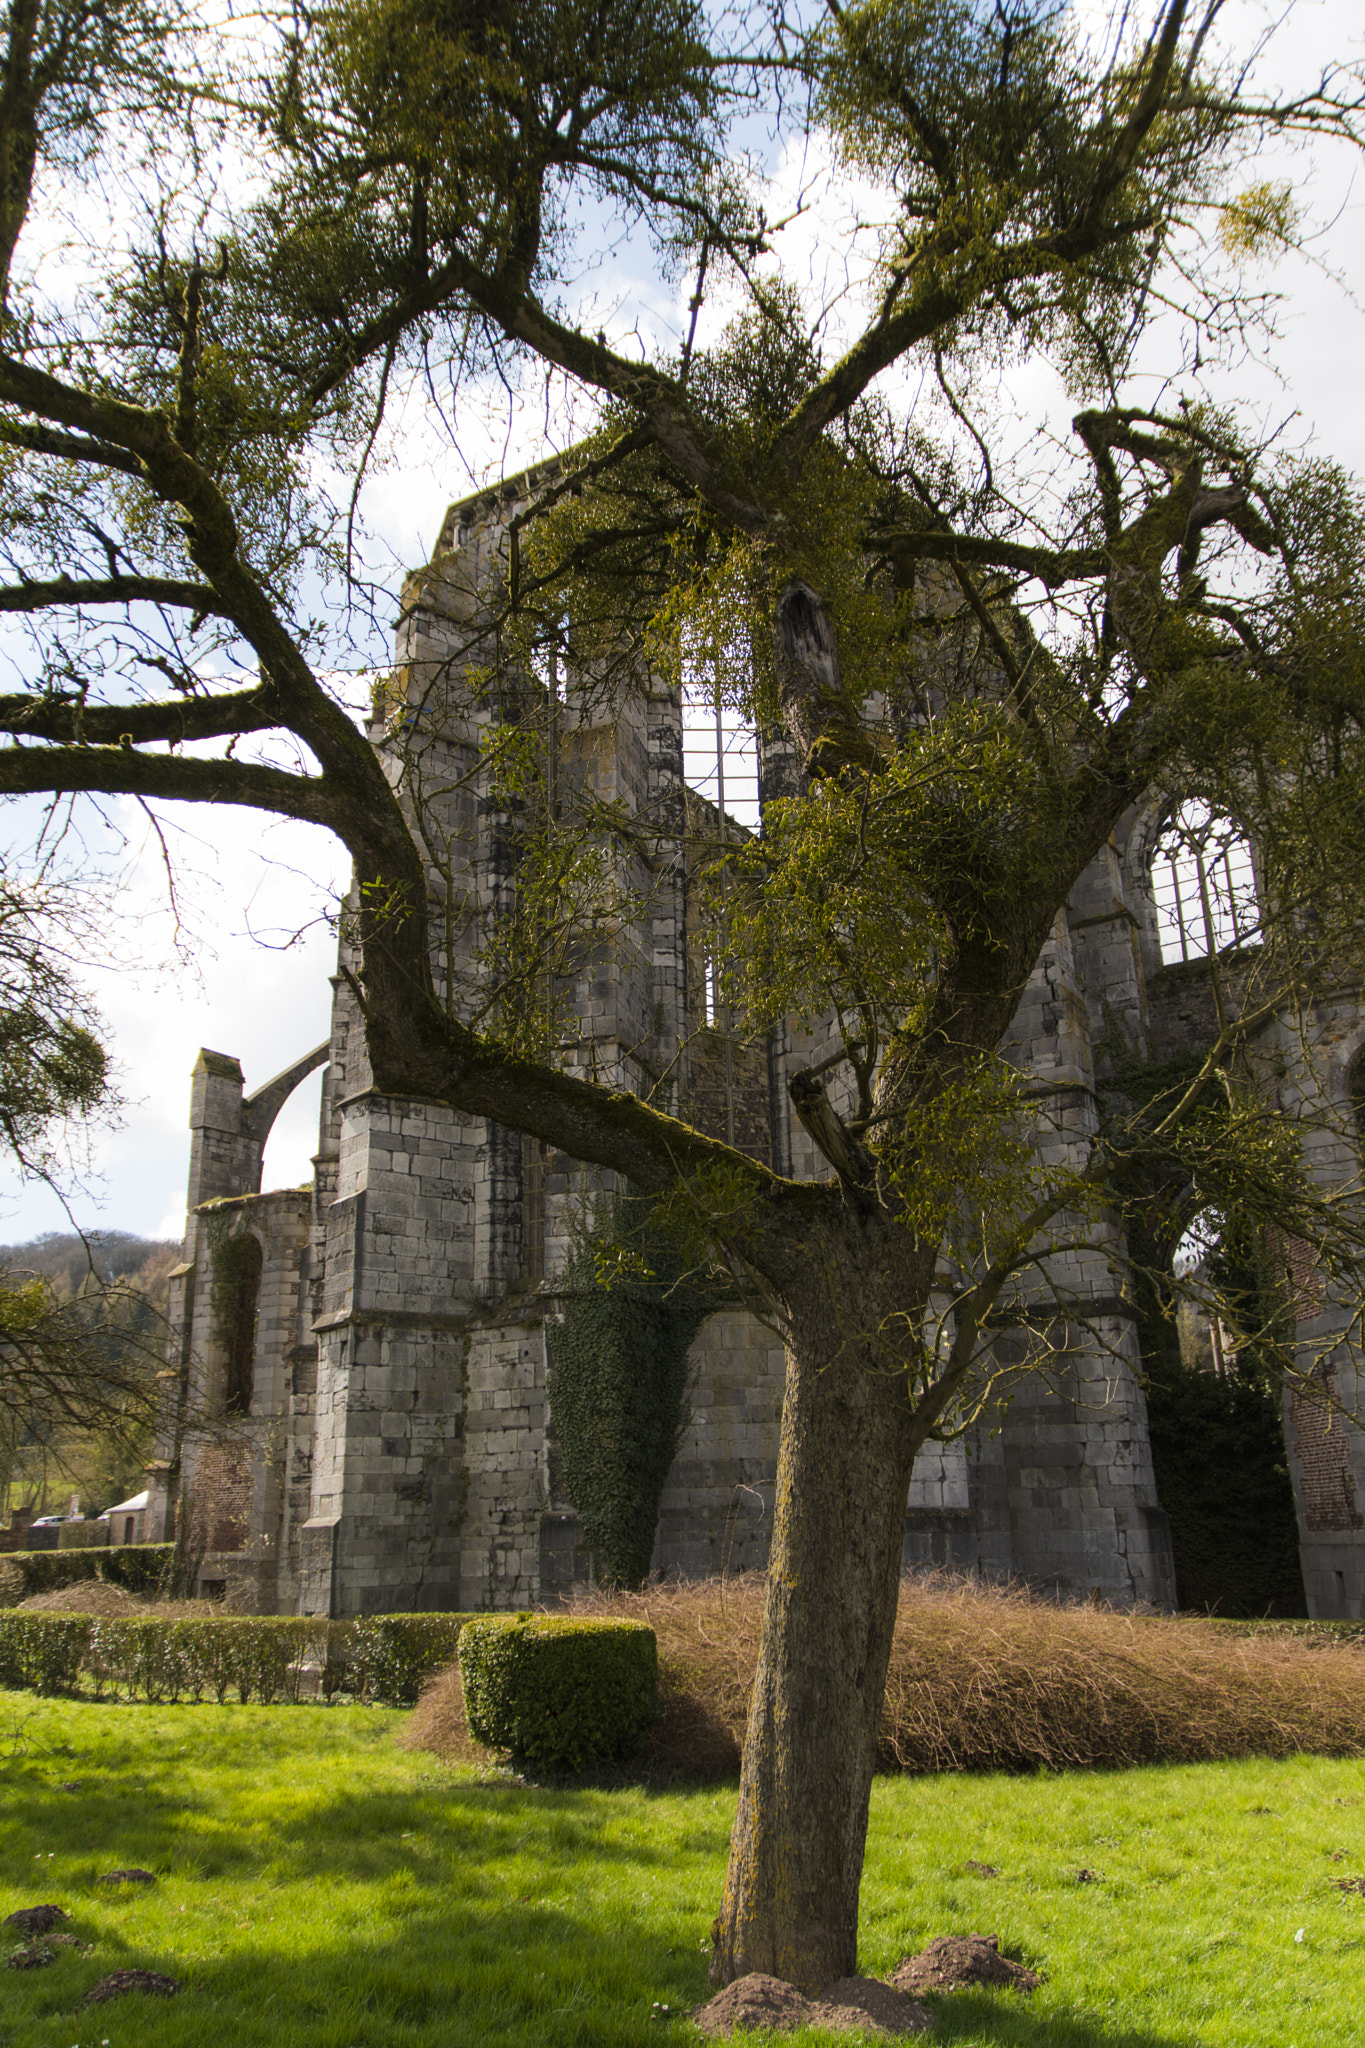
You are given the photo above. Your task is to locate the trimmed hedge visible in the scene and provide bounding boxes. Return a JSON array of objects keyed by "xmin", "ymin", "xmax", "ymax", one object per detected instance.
[
  {"xmin": 0, "ymin": 1608, "xmax": 473, "ymax": 1704},
  {"xmin": 351, "ymin": 1613, "xmax": 467, "ymax": 1705},
  {"xmin": 0, "ymin": 1612, "xmax": 91, "ymax": 1693},
  {"xmin": 0, "ymin": 1543, "xmax": 173, "ymax": 1604},
  {"xmin": 459, "ymin": 1615, "xmax": 657, "ymax": 1769}
]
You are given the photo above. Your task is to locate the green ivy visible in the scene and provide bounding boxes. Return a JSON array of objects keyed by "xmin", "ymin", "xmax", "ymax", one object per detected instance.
[
  {"xmin": 546, "ymin": 1192, "xmax": 719, "ymax": 1590},
  {"xmin": 205, "ymin": 1209, "xmax": 263, "ymax": 1415},
  {"xmin": 1145, "ymin": 1357, "xmax": 1306, "ymax": 1618}
]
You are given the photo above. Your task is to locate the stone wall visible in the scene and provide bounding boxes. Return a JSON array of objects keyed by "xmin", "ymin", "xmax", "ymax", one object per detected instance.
[{"xmin": 154, "ymin": 472, "xmax": 1365, "ymax": 1624}]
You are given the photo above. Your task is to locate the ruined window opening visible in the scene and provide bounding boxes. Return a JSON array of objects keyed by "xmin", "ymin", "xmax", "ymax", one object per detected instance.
[
  {"xmin": 221, "ymin": 1233, "xmax": 263, "ymax": 1417},
  {"xmin": 681, "ymin": 668, "xmax": 745, "ymax": 1143},
  {"xmin": 521, "ymin": 1133, "xmax": 546, "ymax": 1287},
  {"xmin": 1151, "ymin": 803, "xmax": 1258, "ymax": 966},
  {"xmin": 680, "ymin": 683, "xmax": 760, "ymax": 832},
  {"xmin": 1171, "ymin": 1210, "xmax": 1237, "ymax": 1377}
]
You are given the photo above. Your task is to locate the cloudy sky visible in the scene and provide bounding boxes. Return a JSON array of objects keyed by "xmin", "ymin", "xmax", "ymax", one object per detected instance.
[{"xmin": 3, "ymin": 0, "xmax": 1364, "ymax": 1248}]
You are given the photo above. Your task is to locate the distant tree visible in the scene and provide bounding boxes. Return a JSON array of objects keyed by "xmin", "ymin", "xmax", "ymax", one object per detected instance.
[
  {"xmin": 0, "ymin": 870, "xmax": 139, "ymax": 1518},
  {"xmin": 0, "ymin": 0, "xmax": 1360, "ymax": 1991},
  {"xmin": 0, "ymin": 1250, "xmax": 168, "ymax": 1517},
  {"xmin": 0, "ymin": 866, "xmax": 112, "ymax": 1188}
]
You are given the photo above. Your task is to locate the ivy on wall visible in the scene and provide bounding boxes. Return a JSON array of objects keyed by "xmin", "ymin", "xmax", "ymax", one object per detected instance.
[
  {"xmin": 1145, "ymin": 1357, "xmax": 1306, "ymax": 1618},
  {"xmin": 546, "ymin": 1192, "xmax": 720, "ymax": 1590},
  {"xmin": 205, "ymin": 1210, "xmax": 262, "ymax": 1417},
  {"xmin": 1129, "ymin": 1210, "xmax": 1306, "ymax": 1618}
]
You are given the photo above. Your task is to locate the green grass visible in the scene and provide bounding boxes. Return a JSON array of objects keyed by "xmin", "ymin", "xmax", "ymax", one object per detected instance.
[{"xmin": 0, "ymin": 1690, "xmax": 1362, "ymax": 2048}]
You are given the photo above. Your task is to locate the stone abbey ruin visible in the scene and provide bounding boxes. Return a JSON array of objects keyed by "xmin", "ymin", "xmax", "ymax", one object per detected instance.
[{"xmin": 148, "ymin": 466, "xmax": 1365, "ymax": 1622}]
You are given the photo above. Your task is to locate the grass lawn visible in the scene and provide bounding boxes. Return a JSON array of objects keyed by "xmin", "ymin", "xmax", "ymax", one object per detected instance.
[{"xmin": 1, "ymin": 1689, "xmax": 1362, "ymax": 2048}]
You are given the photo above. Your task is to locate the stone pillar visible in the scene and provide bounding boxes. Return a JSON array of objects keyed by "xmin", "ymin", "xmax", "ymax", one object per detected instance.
[
  {"xmin": 644, "ymin": 677, "xmax": 690, "ymax": 1118},
  {"xmin": 990, "ymin": 900, "xmax": 1176, "ymax": 1607},
  {"xmin": 461, "ymin": 1318, "xmax": 551, "ymax": 1609},
  {"xmin": 299, "ymin": 1089, "xmax": 479, "ymax": 1616},
  {"xmin": 1272, "ymin": 997, "xmax": 1365, "ymax": 1617},
  {"xmin": 186, "ymin": 1051, "xmax": 262, "ymax": 1206}
]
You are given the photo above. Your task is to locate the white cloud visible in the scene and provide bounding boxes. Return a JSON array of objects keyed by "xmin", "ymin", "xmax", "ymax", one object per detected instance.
[{"xmin": 0, "ymin": 804, "xmax": 343, "ymax": 1244}]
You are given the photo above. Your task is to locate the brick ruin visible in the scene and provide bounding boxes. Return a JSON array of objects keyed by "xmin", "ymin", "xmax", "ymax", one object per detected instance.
[{"xmin": 148, "ymin": 468, "xmax": 1365, "ymax": 1620}]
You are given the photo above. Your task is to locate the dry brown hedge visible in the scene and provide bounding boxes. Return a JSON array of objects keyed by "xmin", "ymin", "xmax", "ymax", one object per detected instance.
[{"xmin": 404, "ymin": 1572, "xmax": 1365, "ymax": 1779}]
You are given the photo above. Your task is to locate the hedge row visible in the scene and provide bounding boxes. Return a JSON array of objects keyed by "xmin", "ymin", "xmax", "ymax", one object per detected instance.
[
  {"xmin": 0, "ymin": 1609, "xmax": 474, "ymax": 1704},
  {"xmin": 0, "ymin": 1543, "xmax": 173, "ymax": 1603},
  {"xmin": 460, "ymin": 1615, "xmax": 657, "ymax": 1769}
]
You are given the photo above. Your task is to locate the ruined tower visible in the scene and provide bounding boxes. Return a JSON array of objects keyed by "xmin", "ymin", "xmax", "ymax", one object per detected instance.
[{"xmin": 149, "ymin": 469, "xmax": 1365, "ymax": 1620}]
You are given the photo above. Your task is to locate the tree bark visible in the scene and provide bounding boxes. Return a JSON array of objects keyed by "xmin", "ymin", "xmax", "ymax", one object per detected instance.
[{"xmin": 708, "ymin": 1217, "xmax": 933, "ymax": 1994}]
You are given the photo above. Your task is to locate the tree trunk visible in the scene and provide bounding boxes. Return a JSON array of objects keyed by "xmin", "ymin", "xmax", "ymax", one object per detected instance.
[{"xmin": 708, "ymin": 1228, "xmax": 930, "ymax": 1994}]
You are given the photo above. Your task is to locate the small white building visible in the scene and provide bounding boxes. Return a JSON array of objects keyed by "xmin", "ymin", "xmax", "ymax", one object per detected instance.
[{"xmin": 102, "ymin": 1490, "xmax": 151, "ymax": 1547}]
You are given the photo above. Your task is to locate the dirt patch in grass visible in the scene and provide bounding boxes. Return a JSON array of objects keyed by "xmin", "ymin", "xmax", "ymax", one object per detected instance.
[
  {"xmin": 81, "ymin": 1967, "xmax": 179, "ymax": 2003},
  {"xmin": 889, "ymin": 1935, "xmax": 1040, "ymax": 1996},
  {"xmin": 405, "ymin": 1572, "xmax": 1365, "ymax": 1781},
  {"xmin": 693, "ymin": 1973, "xmax": 932, "ymax": 2039},
  {"xmin": 693, "ymin": 1974, "xmax": 813, "ymax": 2037},
  {"xmin": 3, "ymin": 1904, "xmax": 68, "ymax": 1934},
  {"xmin": 5, "ymin": 1931, "xmax": 88, "ymax": 1970},
  {"xmin": 813, "ymin": 1978, "xmax": 934, "ymax": 2036},
  {"xmin": 7, "ymin": 1942, "xmax": 56, "ymax": 1968}
]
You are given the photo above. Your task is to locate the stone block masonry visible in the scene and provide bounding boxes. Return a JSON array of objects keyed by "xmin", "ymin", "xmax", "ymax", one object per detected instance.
[{"xmin": 155, "ymin": 465, "xmax": 1365, "ymax": 1622}]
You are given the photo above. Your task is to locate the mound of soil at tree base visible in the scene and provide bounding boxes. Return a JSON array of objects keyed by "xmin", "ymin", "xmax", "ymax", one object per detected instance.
[
  {"xmin": 813, "ymin": 1979, "xmax": 934, "ymax": 2035},
  {"xmin": 81, "ymin": 1968, "xmax": 180, "ymax": 2004},
  {"xmin": 693, "ymin": 1972, "xmax": 932, "ymax": 2038},
  {"xmin": 889, "ymin": 1935, "xmax": 1040, "ymax": 1996},
  {"xmin": 3, "ymin": 1904, "xmax": 67, "ymax": 1934}
]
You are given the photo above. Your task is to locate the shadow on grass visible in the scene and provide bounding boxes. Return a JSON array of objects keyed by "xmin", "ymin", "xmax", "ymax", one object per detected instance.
[
  {"xmin": 0, "ymin": 1714, "xmax": 1216, "ymax": 2048},
  {"xmin": 912, "ymin": 1992, "xmax": 1190, "ymax": 2048}
]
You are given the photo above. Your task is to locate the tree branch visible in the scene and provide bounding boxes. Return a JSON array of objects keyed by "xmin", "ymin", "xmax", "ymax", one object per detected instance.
[
  {"xmin": 0, "ymin": 414, "xmax": 146, "ymax": 478},
  {"xmin": 787, "ymin": 1066, "xmax": 878, "ymax": 1202},
  {"xmin": 0, "ymin": 573, "xmax": 230, "ymax": 616},
  {"xmin": 0, "ymin": 681, "xmax": 285, "ymax": 747},
  {"xmin": 874, "ymin": 529, "xmax": 1104, "ymax": 589},
  {"xmin": 0, "ymin": 739, "xmax": 338, "ymax": 825},
  {"xmin": 392, "ymin": 251, "xmax": 773, "ymax": 536}
]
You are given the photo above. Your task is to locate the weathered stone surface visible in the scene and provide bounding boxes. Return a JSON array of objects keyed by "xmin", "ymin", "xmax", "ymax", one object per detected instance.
[{"xmin": 152, "ymin": 479, "xmax": 1364, "ymax": 1624}]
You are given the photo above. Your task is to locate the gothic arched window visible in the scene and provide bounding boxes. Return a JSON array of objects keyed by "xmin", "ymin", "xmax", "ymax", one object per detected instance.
[{"xmin": 1151, "ymin": 803, "xmax": 1259, "ymax": 965}]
